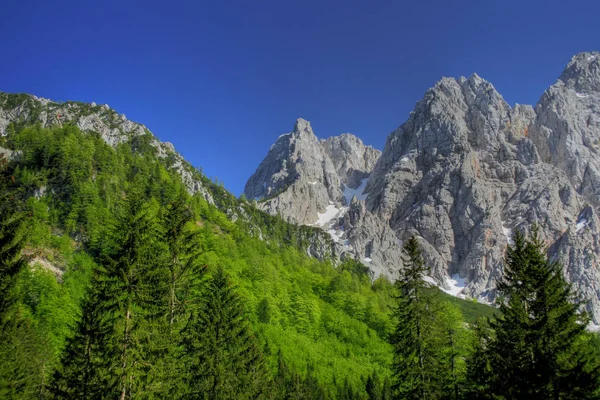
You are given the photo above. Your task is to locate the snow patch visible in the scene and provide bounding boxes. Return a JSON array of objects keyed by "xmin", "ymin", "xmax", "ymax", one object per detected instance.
[
  {"xmin": 576, "ymin": 218, "xmax": 588, "ymax": 232},
  {"xmin": 313, "ymin": 205, "xmax": 341, "ymax": 227},
  {"xmin": 343, "ymin": 178, "xmax": 369, "ymax": 204},
  {"xmin": 502, "ymin": 224, "xmax": 513, "ymax": 245},
  {"xmin": 423, "ymin": 276, "xmax": 437, "ymax": 286},
  {"xmin": 441, "ymin": 274, "xmax": 467, "ymax": 298},
  {"xmin": 588, "ymin": 322, "xmax": 600, "ymax": 333},
  {"xmin": 328, "ymin": 228, "xmax": 347, "ymax": 245},
  {"xmin": 399, "ymin": 156, "xmax": 409, "ymax": 163},
  {"xmin": 309, "ymin": 181, "xmax": 317, "ymax": 185}
]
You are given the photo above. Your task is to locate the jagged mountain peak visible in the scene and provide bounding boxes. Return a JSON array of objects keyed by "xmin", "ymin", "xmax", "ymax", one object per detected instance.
[
  {"xmin": 291, "ymin": 117, "xmax": 315, "ymax": 137},
  {"xmin": 559, "ymin": 51, "xmax": 600, "ymax": 93},
  {"xmin": 244, "ymin": 119, "xmax": 381, "ymax": 226}
]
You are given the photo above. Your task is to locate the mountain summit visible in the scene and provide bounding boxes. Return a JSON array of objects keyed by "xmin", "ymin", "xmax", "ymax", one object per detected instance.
[{"xmin": 246, "ymin": 52, "xmax": 600, "ymax": 323}]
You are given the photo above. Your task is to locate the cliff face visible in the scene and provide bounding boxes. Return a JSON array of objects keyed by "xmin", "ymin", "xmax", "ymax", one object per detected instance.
[
  {"xmin": 244, "ymin": 118, "xmax": 381, "ymax": 225},
  {"xmin": 247, "ymin": 52, "xmax": 600, "ymax": 322}
]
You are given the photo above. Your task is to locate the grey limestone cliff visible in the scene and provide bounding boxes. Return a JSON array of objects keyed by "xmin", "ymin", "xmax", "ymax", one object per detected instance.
[{"xmin": 244, "ymin": 118, "xmax": 381, "ymax": 225}]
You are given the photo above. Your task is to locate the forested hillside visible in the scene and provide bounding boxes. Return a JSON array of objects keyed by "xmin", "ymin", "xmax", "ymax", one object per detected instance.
[{"xmin": 0, "ymin": 112, "xmax": 598, "ymax": 398}]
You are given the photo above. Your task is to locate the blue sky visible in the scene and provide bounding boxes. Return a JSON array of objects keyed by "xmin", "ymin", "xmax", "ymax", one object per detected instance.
[{"xmin": 2, "ymin": 0, "xmax": 599, "ymax": 195}]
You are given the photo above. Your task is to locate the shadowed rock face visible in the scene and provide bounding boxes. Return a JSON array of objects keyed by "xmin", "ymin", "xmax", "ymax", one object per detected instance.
[{"xmin": 247, "ymin": 52, "xmax": 600, "ymax": 323}]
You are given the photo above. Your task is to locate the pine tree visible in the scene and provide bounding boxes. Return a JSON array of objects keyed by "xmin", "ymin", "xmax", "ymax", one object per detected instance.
[
  {"xmin": 53, "ymin": 193, "xmax": 168, "ymax": 399},
  {"xmin": 488, "ymin": 226, "xmax": 600, "ymax": 399},
  {"xmin": 389, "ymin": 236, "xmax": 441, "ymax": 399},
  {"xmin": 464, "ymin": 319, "xmax": 493, "ymax": 400},
  {"xmin": 102, "ymin": 195, "xmax": 168, "ymax": 400},
  {"xmin": 0, "ymin": 156, "xmax": 32, "ymax": 398},
  {"xmin": 366, "ymin": 371, "xmax": 381, "ymax": 400},
  {"xmin": 148, "ymin": 198, "xmax": 206, "ymax": 398},
  {"xmin": 49, "ymin": 285, "xmax": 112, "ymax": 399},
  {"xmin": 0, "ymin": 186, "xmax": 26, "ymax": 324},
  {"xmin": 182, "ymin": 266, "xmax": 268, "ymax": 399}
]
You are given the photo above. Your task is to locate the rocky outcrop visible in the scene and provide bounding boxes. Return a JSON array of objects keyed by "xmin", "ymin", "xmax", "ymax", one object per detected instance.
[
  {"xmin": 0, "ymin": 93, "xmax": 213, "ymax": 203},
  {"xmin": 244, "ymin": 118, "xmax": 381, "ymax": 225},
  {"xmin": 322, "ymin": 134, "xmax": 381, "ymax": 191},
  {"xmin": 530, "ymin": 52, "xmax": 600, "ymax": 206},
  {"xmin": 247, "ymin": 53, "xmax": 600, "ymax": 322}
]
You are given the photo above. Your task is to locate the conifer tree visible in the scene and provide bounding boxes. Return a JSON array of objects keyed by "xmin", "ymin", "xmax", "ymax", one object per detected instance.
[
  {"xmin": 54, "ymin": 193, "xmax": 168, "ymax": 399},
  {"xmin": 0, "ymin": 156, "xmax": 32, "ymax": 399},
  {"xmin": 182, "ymin": 266, "xmax": 268, "ymax": 399},
  {"xmin": 464, "ymin": 319, "xmax": 493, "ymax": 400},
  {"xmin": 103, "ymin": 194, "xmax": 168, "ymax": 400},
  {"xmin": 487, "ymin": 227, "xmax": 600, "ymax": 399},
  {"xmin": 149, "ymin": 197, "xmax": 206, "ymax": 398},
  {"xmin": 49, "ymin": 285, "xmax": 111, "ymax": 399},
  {"xmin": 366, "ymin": 371, "xmax": 381, "ymax": 400},
  {"xmin": 0, "ymin": 179, "xmax": 26, "ymax": 323},
  {"xmin": 389, "ymin": 236, "xmax": 441, "ymax": 399}
]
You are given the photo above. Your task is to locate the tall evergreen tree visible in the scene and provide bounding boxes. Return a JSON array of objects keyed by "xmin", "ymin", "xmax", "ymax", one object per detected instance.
[
  {"xmin": 389, "ymin": 236, "xmax": 442, "ymax": 399},
  {"xmin": 0, "ymin": 155, "xmax": 32, "ymax": 399},
  {"xmin": 52, "ymin": 193, "xmax": 168, "ymax": 399},
  {"xmin": 101, "ymin": 194, "xmax": 168, "ymax": 400},
  {"xmin": 148, "ymin": 197, "xmax": 206, "ymax": 398},
  {"xmin": 49, "ymin": 284, "xmax": 111, "ymax": 399},
  {"xmin": 487, "ymin": 227, "xmax": 600, "ymax": 399},
  {"xmin": 182, "ymin": 266, "xmax": 268, "ymax": 399},
  {"xmin": 464, "ymin": 319, "xmax": 493, "ymax": 400},
  {"xmin": 0, "ymin": 171, "xmax": 26, "ymax": 324}
]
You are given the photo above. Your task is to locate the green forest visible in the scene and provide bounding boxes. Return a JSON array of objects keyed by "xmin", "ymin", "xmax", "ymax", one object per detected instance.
[{"xmin": 0, "ymin": 122, "xmax": 599, "ymax": 399}]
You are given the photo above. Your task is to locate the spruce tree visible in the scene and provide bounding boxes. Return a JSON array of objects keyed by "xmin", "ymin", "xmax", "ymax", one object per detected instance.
[
  {"xmin": 389, "ymin": 236, "xmax": 442, "ymax": 399},
  {"xmin": 464, "ymin": 319, "xmax": 493, "ymax": 400},
  {"xmin": 0, "ymin": 189, "xmax": 26, "ymax": 324},
  {"xmin": 182, "ymin": 266, "xmax": 268, "ymax": 399},
  {"xmin": 49, "ymin": 285, "xmax": 111, "ymax": 399},
  {"xmin": 53, "ymin": 193, "xmax": 168, "ymax": 399},
  {"xmin": 366, "ymin": 371, "xmax": 382, "ymax": 400},
  {"xmin": 0, "ymin": 156, "xmax": 31, "ymax": 398},
  {"xmin": 488, "ymin": 226, "xmax": 600, "ymax": 399},
  {"xmin": 147, "ymin": 197, "xmax": 206, "ymax": 398}
]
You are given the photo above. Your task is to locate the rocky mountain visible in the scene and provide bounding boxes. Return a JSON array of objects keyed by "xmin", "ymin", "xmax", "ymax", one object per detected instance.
[{"xmin": 246, "ymin": 52, "xmax": 600, "ymax": 323}]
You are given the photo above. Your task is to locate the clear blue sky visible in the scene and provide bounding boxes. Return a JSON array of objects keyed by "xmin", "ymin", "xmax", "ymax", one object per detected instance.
[{"xmin": 2, "ymin": 0, "xmax": 599, "ymax": 195}]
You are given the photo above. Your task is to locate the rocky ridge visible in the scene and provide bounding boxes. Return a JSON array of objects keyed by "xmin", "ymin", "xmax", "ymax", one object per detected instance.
[
  {"xmin": 0, "ymin": 93, "xmax": 213, "ymax": 203},
  {"xmin": 246, "ymin": 52, "xmax": 600, "ymax": 322}
]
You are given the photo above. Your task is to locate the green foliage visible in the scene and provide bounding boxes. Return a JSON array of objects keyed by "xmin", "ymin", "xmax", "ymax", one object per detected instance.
[
  {"xmin": 390, "ymin": 237, "xmax": 472, "ymax": 400},
  {"xmin": 182, "ymin": 266, "xmax": 268, "ymax": 399},
  {"xmin": 471, "ymin": 227, "xmax": 600, "ymax": 399}
]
